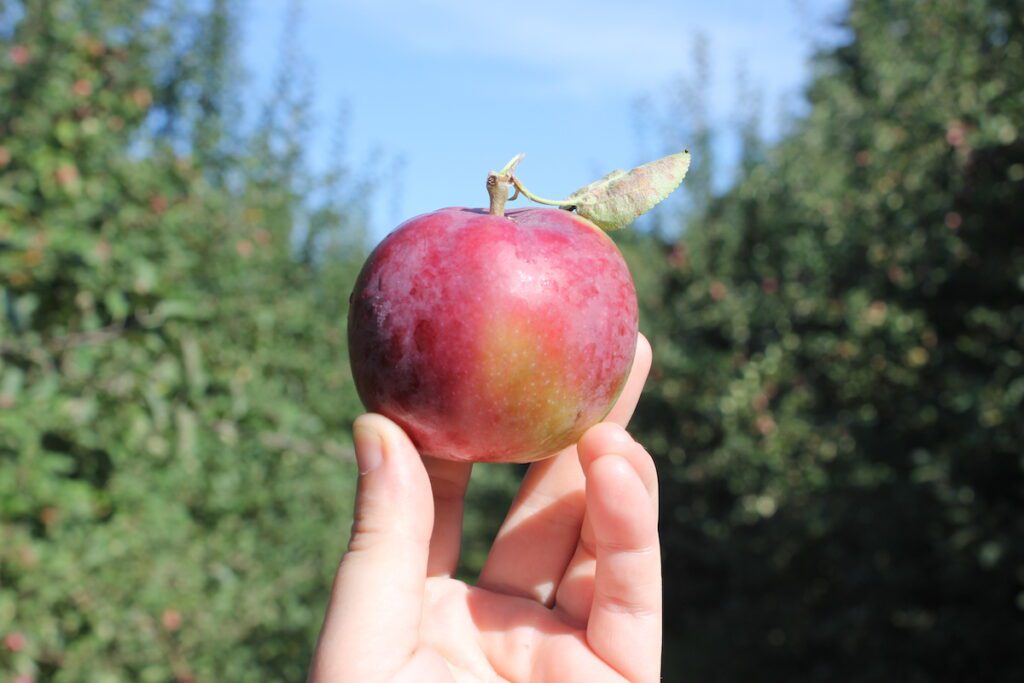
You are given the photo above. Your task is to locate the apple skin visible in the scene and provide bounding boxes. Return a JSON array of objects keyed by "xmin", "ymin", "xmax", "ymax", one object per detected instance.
[{"xmin": 347, "ymin": 207, "xmax": 638, "ymax": 463}]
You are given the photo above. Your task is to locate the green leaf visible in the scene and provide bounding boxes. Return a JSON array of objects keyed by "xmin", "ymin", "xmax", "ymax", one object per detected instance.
[
  {"xmin": 104, "ymin": 289, "xmax": 130, "ymax": 321},
  {"xmin": 151, "ymin": 299, "xmax": 206, "ymax": 322},
  {"xmin": 0, "ymin": 185, "xmax": 29, "ymax": 209},
  {"xmin": 567, "ymin": 150, "xmax": 691, "ymax": 231}
]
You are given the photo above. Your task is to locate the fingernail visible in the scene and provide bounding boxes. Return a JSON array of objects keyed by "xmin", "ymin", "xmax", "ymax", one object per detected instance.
[{"xmin": 353, "ymin": 419, "xmax": 384, "ymax": 474}]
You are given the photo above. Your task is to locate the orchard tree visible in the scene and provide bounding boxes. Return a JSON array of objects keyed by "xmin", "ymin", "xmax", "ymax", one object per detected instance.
[
  {"xmin": 1, "ymin": 1, "xmax": 372, "ymax": 680},
  {"xmin": 633, "ymin": 0, "xmax": 1024, "ymax": 680}
]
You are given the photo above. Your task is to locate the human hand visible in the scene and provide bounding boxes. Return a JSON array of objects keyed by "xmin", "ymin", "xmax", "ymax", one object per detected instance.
[{"xmin": 308, "ymin": 335, "xmax": 659, "ymax": 682}]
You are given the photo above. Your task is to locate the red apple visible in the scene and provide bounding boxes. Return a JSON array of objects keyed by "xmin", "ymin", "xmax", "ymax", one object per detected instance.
[{"xmin": 347, "ymin": 207, "xmax": 638, "ymax": 462}]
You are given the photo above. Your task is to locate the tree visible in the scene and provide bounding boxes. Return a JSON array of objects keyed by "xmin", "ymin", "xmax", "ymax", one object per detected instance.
[
  {"xmin": 634, "ymin": 0, "xmax": 1024, "ymax": 680},
  {"xmin": 1, "ymin": 1, "xmax": 371, "ymax": 679}
]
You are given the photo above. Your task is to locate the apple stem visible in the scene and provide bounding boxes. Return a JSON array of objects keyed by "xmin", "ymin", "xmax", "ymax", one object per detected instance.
[
  {"xmin": 508, "ymin": 176, "xmax": 576, "ymax": 209},
  {"xmin": 487, "ymin": 154, "xmax": 525, "ymax": 217},
  {"xmin": 487, "ymin": 153, "xmax": 579, "ymax": 216}
]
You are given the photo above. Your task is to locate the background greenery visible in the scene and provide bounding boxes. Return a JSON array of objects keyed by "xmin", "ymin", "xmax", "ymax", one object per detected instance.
[{"xmin": 1, "ymin": 0, "xmax": 1022, "ymax": 681}]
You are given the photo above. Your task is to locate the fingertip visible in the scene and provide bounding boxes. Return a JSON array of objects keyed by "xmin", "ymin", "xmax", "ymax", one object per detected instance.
[
  {"xmin": 588, "ymin": 454, "xmax": 643, "ymax": 498},
  {"xmin": 355, "ymin": 412, "xmax": 413, "ymax": 448},
  {"xmin": 635, "ymin": 333, "xmax": 653, "ymax": 376},
  {"xmin": 605, "ymin": 333, "xmax": 653, "ymax": 427},
  {"xmin": 586, "ymin": 454, "xmax": 654, "ymax": 542},
  {"xmin": 355, "ymin": 413, "xmax": 422, "ymax": 462},
  {"xmin": 589, "ymin": 454, "xmax": 639, "ymax": 492},
  {"xmin": 579, "ymin": 424, "xmax": 659, "ymax": 516},
  {"xmin": 353, "ymin": 416, "xmax": 385, "ymax": 474},
  {"xmin": 352, "ymin": 413, "xmax": 430, "ymax": 495},
  {"xmin": 578, "ymin": 422, "xmax": 633, "ymax": 470}
]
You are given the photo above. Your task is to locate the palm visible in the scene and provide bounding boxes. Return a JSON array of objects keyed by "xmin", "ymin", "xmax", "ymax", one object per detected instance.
[
  {"xmin": 415, "ymin": 571, "xmax": 648, "ymax": 683},
  {"xmin": 310, "ymin": 336, "xmax": 659, "ymax": 683}
]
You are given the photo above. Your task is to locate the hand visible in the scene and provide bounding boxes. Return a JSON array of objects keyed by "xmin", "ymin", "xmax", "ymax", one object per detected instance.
[{"xmin": 309, "ymin": 335, "xmax": 659, "ymax": 682}]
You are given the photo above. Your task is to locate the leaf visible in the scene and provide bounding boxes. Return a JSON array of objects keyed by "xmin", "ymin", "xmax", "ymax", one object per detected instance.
[
  {"xmin": 566, "ymin": 150, "xmax": 691, "ymax": 231},
  {"xmin": 150, "ymin": 298, "xmax": 212, "ymax": 323},
  {"xmin": 0, "ymin": 185, "xmax": 28, "ymax": 209},
  {"xmin": 104, "ymin": 289, "xmax": 129, "ymax": 321}
]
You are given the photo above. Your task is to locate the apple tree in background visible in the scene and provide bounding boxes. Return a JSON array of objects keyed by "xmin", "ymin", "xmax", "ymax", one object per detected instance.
[
  {"xmin": 1, "ymin": 0, "xmax": 374, "ymax": 679},
  {"xmin": 628, "ymin": 0, "xmax": 1024, "ymax": 680}
]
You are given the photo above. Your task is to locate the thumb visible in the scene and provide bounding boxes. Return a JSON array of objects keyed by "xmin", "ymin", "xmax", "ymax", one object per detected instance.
[{"xmin": 309, "ymin": 414, "xmax": 434, "ymax": 682}]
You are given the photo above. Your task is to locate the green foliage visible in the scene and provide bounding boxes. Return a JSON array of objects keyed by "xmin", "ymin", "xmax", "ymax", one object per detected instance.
[
  {"xmin": 4, "ymin": 0, "xmax": 1023, "ymax": 681},
  {"xmin": 631, "ymin": 0, "xmax": 1024, "ymax": 680},
  {"xmin": 1, "ymin": 1, "xmax": 369, "ymax": 680}
]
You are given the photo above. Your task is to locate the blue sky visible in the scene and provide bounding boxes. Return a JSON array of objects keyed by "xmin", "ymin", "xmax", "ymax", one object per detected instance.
[{"xmin": 241, "ymin": 0, "xmax": 847, "ymax": 237}]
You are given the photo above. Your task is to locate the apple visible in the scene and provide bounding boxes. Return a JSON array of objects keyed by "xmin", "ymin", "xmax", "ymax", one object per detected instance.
[
  {"xmin": 347, "ymin": 151, "xmax": 690, "ymax": 462},
  {"xmin": 348, "ymin": 206, "xmax": 637, "ymax": 462}
]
